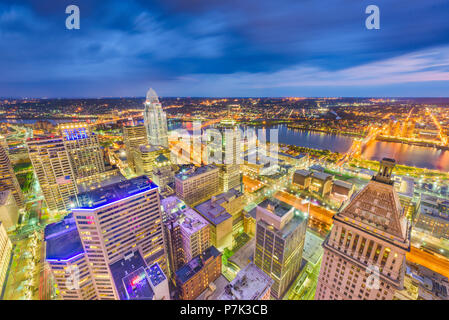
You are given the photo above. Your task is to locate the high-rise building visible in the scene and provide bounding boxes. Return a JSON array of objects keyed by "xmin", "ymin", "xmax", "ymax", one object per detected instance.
[
  {"xmin": 175, "ymin": 246, "xmax": 222, "ymax": 300},
  {"xmin": 315, "ymin": 158, "xmax": 411, "ymax": 300},
  {"xmin": 219, "ymin": 263, "xmax": 274, "ymax": 300},
  {"xmin": 45, "ymin": 214, "xmax": 97, "ymax": 300},
  {"xmin": 175, "ymin": 165, "xmax": 220, "ymax": 206},
  {"xmin": 254, "ymin": 198, "xmax": 308, "ymax": 299},
  {"xmin": 207, "ymin": 123, "xmax": 242, "ymax": 192},
  {"xmin": 123, "ymin": 125, "xmax": 148, "ymax": 173},
  {"xmin": 71, "ymin": 176, "xmax": 168, "ymax": 299},
  {"xmin": 161, "ymin": 196, "xmax": 210, "ymax": 277},
  {"xmin": 143, "ymin": 88, "xmax": 169, "ymax": 148},
  {"xmin": 27, "ymin": 137, "xmax": 78, "ymax": 212},
  {"xmin": 0, "ymin": 142, "xmax": 24, "ymax": 208},
  {"xmin": 0, "ymin": 221, "xmax": 12, "ymax": 294},
  {"xmin": 59, "ymin": 123, "xmax": 105, "ymax": 179}
]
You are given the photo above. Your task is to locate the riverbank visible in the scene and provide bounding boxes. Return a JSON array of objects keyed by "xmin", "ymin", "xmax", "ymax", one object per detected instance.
[{"xmin": 377, "ymin": 135, "xmax": 449, "ymax": 151}]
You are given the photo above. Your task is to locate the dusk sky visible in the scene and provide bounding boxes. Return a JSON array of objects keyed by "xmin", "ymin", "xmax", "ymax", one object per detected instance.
[{"xmin": 1, "ymin": 0, "xmax": 449, "ymax": 98}]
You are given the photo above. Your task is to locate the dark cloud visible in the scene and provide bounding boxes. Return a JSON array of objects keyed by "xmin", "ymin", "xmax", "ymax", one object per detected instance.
[{"xmin": 0, "ymin": 0, "xmax": 449, "ymax": 97}]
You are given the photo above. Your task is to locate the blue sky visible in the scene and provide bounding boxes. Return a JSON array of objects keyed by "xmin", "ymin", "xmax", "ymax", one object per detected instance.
[{"xmin": 1, "ymin": 0, "xmax": 449, "ymax": 97}]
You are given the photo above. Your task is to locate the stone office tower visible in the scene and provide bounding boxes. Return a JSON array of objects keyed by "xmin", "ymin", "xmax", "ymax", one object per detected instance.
[{"xmin": 315, "ymin": 158, "xmax": 411, "ymax": 300}]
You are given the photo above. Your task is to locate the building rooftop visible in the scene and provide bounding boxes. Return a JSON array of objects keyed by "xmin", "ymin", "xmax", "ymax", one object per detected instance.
[
  {"xmin": 333, "ymin": 179, "xmax": 353, "ymax": 190},
  {"xmin": 195, "ymin": 195, "xmax": 233, "ymax": 226},
  {"xmin": 139, "ymin": 144, "xmax": 166, "ymax": 153},
  {"xmin": 45, "ymin": 215, "xmax": 84, "ymax": 261},
  {"xmin": 219, "ymin": 263, "xmax": 273, "ymax": 300},
  {"xmin": 0, "ymin": 190, "xmax": 11, "ymax": 206},
  {"xmin": 71, "ymin": 175, "xmax": 158, "ymax": 210},
  {"xmin": 175, "ymin": 164, "xmax": 218, "ymax": 180},
  {"xmin": 258, "ymin": 198, "xmax": 292, "ymax": 218},
  {"xmin": 162, "ymin": 196, "xmax": 210, "ymax": 233},
  {"xmin": 311, "ymin": 171, "xmax": 333, "ymax": 181},
  {"xmin": 109, "ymin": 251, "xmax": 154, "ymax": 300},
  {"xmin": 176, "ymin": 246, "xmax": 221, "ymax": 284},
  {"xmin": 294, "ymin": 169, "xmax": 311, "ymax": 177}
]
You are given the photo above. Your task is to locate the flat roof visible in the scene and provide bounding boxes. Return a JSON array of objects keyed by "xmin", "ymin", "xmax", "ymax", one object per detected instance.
[
  {"xmin": 45, "ymin": 217, "xmax": 84, "ymax": 261},
  {"xmin": 176, "ymin": 246, "xmax": 221, "ymax": 284},
  {"xmin": 219, "ymin": 263, "xmax": 273, "ymax": 300},
  {"xmin": 175, "ymin": 165, "xmax": 218, "ymax": 180},
  {"xmin": 195, "ymin": 197, "xmax": 232, "ymax": 225},
  {"xmin": 72, "ymin": 175, "xmax": 158, "ymax": 210},
  {"xmin": 294, "ymin": 169, "xmax": 311, "ymax": 177},
  {"xmin": 312, "ymin": 171, "xmax": 333, "ymax": 181},
  {"xmin": 109, "ymin": 251, "xmax": 153, "ymax": 300},
  {"xmin": 258, "ymin": 198, "xmax": 292, "ymax": 218},
  {"xmin": 333, "ymin": 179, "xmax": 353, "ymax": 189}
]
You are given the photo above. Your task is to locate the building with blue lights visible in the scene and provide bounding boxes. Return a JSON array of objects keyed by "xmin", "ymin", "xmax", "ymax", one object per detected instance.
[
  {"xmin": 109, "ymin": 250, "xmax": 170, "ymax": 300},
  {"xmin": 59, "ymin": 123, "xmax": 106, "ymax": 179},
  {"xmin": 44, "ymin": 214, "xmax": 97, "ymax": 300},
  {"xmin": 71, "ymin": 176, "xmax": 168, "ymax": 299}
]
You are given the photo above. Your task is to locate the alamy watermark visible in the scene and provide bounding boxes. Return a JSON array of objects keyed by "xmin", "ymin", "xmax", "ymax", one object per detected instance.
[{"xmin": 169, "ymin": 122, "xmax": 279, "ymax": 175}]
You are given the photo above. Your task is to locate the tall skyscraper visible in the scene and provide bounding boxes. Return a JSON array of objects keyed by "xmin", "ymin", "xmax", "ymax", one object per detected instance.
[
  {"xmin": 123, "ymin": 125, "xmax": 148, "ymax": 173},
  {"xmin": 207, "ymin": 122, "xmax": 242, "ymax": 192},
  {"xmin": 0, "ymin": 221, "xmax": 12, "ymax": 293},
  {"xmin": 71, "ymin": 176, "xmax": 168, "ymax": 299},
  {"xmin": 315, "ymin": 158, "xmax": 411, "ymax": 300},
  {"xmin": 0, "ymin": 142, "xmax": 24, "ymax": 208},
  {"xmin": 143, "ymin": 88, "xmax": 169, "ymax": 148},
  {"xmin": 27, "ymin": 137, "xmax": 78, "ymax": 212},
  {"xmin": 59, "ymin": 123, "xmax": 105, "ymax": 179},
  {"xmin": 254, "ymin": 198, "xmax": 308, "ymax": 299}
]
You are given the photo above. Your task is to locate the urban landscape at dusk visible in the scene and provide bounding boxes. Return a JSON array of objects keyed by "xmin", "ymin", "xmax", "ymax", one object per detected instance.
[{"xmin": 0, "ymin": 0, "xmax": 449, "ymax": 311}]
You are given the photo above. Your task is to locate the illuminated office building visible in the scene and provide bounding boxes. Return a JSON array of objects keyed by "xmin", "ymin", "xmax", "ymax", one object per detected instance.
[
  {"xmin": 143, "ymin": 88, "xmax": 169, "ymax": 148},
  {"xmin": 133, "ymin": 144, "xmax": 170, "ymax": 176},
  {"xmin": 71, "ymin": 176, "xmax": 168, "ymax": 299},
  {"xmin": 59, "ymin": 123, "xmax": 105, "ymax": 179},
  {"xmin": 0, "ymin": 142, "xmax": 24, "ymax": 208},
  {"xmin": 161, "ymin": 196, "xmax": 210, "ymax": 277},
  {"xmin": 123, "ymin": 125, "xmax": 148, "ymax": 173},
  {"xmin": 0, "ymin": 222, "xmax": 12, "ymax": 294},
  {"xmin": 315, "ymin": 158, "xmax": 411, "ymax": 300},
  {"xmin": 152, "ymin": 154, "xmax": 174, "ymax": 195},
  {"xmin": 27, "ymin": 137, "xmax": 78, "ymax": 212},
  {"xmin": 254, "ymin": 198, "xmax": 308, "ymax": 299},
  {"xmin": 175, "ymin": 246, "xmax": 222, "ymax": 300},
  {"xmin": 45, "ymin": 214, "xmax": 97, "ymax": 300},
  {"xmin": 175, "ymin": 165, "xmax": 220, "ymax": 206}
]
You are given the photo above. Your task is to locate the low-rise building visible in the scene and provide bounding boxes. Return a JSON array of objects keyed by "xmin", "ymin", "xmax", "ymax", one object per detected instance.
[
  {"xmin": 175, "ymin": 246, "xmax": 222, "ymax": 300},
  {"xmin": 414, "ymin": 194, "xmax": 449, "ymax": 239},
  {"xmin": 219, "ymin": 263, "xmax": 273, "ymax": 300},
  {"xmin": 293, "ymin": 169, "xmax": 312, "ymax": 189},
  {"xmin": 310, "ymin": 171, "xmax": 333, "ymax": 196},
  {"xmin": 330, "ymin": 179, "xmax": 355, "ymax": 205},
  {"xmin": 109, "ymin": 250, "xmax": 170, "ymax": 300}
]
